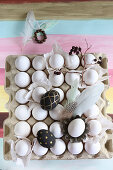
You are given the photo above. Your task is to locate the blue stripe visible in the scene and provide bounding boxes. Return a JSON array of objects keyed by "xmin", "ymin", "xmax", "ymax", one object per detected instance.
[{"xmin": 1, "ymin": 20, "xmax": 113, "ymax": 38}]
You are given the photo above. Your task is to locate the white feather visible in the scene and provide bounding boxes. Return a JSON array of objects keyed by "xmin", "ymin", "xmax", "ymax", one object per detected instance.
[
  {"xmin": 73, "ymin": 82, "xmax": 104, "ymax": 116},
  {"xmin": 22, "ymin": 11, "xmax": 36, "ymax": 46}
]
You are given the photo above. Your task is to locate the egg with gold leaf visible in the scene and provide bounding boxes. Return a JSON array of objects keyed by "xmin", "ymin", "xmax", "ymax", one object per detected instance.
[
  {"xmin": 40, "ymin": 90, "xmax": 60, "ymax": 111},
  {"xmin": 37, "ymin": 129, "xmax": 56, "ymax": 148}
]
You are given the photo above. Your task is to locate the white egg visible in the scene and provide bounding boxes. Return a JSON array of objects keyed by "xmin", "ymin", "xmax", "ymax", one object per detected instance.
[
  {"xmin": 66, "ymin": 88, "xmax": 80, "ymax": 100},
  {"xmin": 15, "ymin": 56, "xmax": 30, "ymax": 71},
  {"xmin": 88, "ymin": 120, "xmax": 102, "ymax": 136},
  {"xmin": 32, "ymin": 87, "xmax": 46, "ymax": 102},
  {"xmin": 49, "ymin": 122, "xmax": 63, "ymax": 138},
  {"xmin": 68, "ymin": 118, "xmax": 85, "ymax": 137},
  {"xmin": 15, "ymin": 89, "xmax": 28, "ymax": 104},
  {"xmin": 32, "ymin": 56, "xmax": 46, "ymax": 70},
  {"xmin": 50, "ymin": 139, "xmax": 66, "ymax": 155},
  {"xmin": 32, "ymin": 71, "xmax": 47, "ymax": 83},
  {"xmin": 15, "ymin": 140, "xmax": 31, "ymax": 157},
  {"xmin": 15, "ymin": 72, "xmax": 30, "ymax": 88},
  {"xmin": 32, "ymin": 104, "xmax": 48, "ymax": 120},
  {"xmin": 83, "ymin": 69, "xmax": 98, "ymax": 85},
  {"xmin": 84, "ymin": 104, "xmax": 99, "ymax": 119},
  {"xmin": 49, "ymin": 104, "xmax": 64, "ymax": 120},
  {"xmin": 65, "ymin": 54, "xmax": 80, "ymax": 69},
  {"xmin": 15, "ymin": 105, "xmax": 31, "ymax": 120},
  {"xmin": 68, "ymin": 141, "xmax": 83, "ymax": 155},
  {"xmin": 81, "ymin": 54, "xmax": 96, "ymax": 68},
  {"xmin": 65, "ymin": 72, "xmax": 80, "ymax": 86},
  {"xmin": 85, "ymin": 141, "xmax": 101, "ymax": 155},
  {"xmin": 32, "ymin": 122, "xmax": 48, "ymax": 137},
  {"xmin": 49, "ymin": 71, "xmax": 64, "ymax": 87},
  {"xmin": 49, "ymin": 54, "xmax": 64, "ymax": 69},
  {"xmin": 14, "ymin": 121, "xmax": 31, "ymax": 137},
  {"xmin": 52, "ymin": 88, "xmax": 64, "ymax": 102},
  {"xmin": 33, "ymin": 140, "xmax": 48, "ymax": 156}
]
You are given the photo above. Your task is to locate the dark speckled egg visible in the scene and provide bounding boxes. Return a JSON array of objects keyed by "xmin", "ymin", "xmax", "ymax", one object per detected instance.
[
  {"xmin": 40, "ymin": 90, "xmax": 60, "ymax": 111},
  {"xmin": 37, "ymin": 129, "xmax": 56, "ymax": 148}
]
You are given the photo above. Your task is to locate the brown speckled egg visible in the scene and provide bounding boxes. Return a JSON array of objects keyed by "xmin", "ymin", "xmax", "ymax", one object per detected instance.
[
  {"xmin": 37, "ymin": 129, "xmax": 56, "ymax": 148},
  {"xmin": 40, "ymin": 90, "xmax": 60, "ymax": 111}
]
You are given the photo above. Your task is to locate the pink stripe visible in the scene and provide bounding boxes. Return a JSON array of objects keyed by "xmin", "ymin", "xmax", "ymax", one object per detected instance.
[
  {"xmin": 0, "ymin": 68, "xmax": 5, "ymax": 85},
  {"xmin": 0, "ymin": 129, "xmax": 3, "ymax": 138},
  {"xmin": 1, "ymin": 68, "xmax": 113, "ymax": 87},
  {"xmin": 0, "ymin": 35, "xmax": 113, "ymax": 68}
]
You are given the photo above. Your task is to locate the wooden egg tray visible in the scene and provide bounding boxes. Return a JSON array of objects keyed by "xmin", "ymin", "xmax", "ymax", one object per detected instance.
[{"xmin": 3, "ymin": 53, "xmax": 113, "ymax": 160}]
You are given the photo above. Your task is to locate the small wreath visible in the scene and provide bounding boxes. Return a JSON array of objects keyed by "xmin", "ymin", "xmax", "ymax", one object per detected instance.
[{"xmin": 34, "ymin": 29, "xmax": 47, "ymax": 44}]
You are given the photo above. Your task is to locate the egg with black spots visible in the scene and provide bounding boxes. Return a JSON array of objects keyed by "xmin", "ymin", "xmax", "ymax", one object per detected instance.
[
  {"xmin": 40, "ymin": 90, "xmax": 60, "ymax": 111},
  {"xmin": 37, "ymin": 129, "xmax": 56, "ymax": 148}
]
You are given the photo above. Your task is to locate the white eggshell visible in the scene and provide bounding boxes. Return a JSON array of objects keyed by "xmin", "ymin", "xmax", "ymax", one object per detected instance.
[
  {"xmin": 88, "ymin": 120, "xmax": 102, "ymax": 136},
  {"xmin": 32, "ymin": 104, "xmax": 48, "ymax": 120},
  {"xmin": 81, "ymin": 54, "xmax": 96, "ymax": 68},
  {"xmin": 32, "ymin": 122, "xmax": 48, "ymax": 137},
  {"xmin": 15, "ymin": 140, "xmax": 31, "ymax": 157},
  {"xmin": 50, "ymin": 139, "xmax": 66, "ymax": 155},
  {"xmin": 15, "ymin": 89, "xmax": 28, "ymax": 104},
  {"xmin": 15, "ymin": 56, "xmax": 30, "ymax": 71},
  {"xmin": 65, "ymin": 54, "xmax": 80, "ymax": 69},
  {"xmin": 15, "ymin": 105, "xmax": 31, "ymax": 120},
  {"xmin": 14, "ymin": 121, "xmax": 31, "ymax": 137},
  {"xmin": 49, "ymin": 122, "xmax": 63, "ymax": 138},
  {"xmin": 66, "ymin": 88, "xmax": 80, "ymax": 100},
  {"xmin": 68, "ymin": 141, "xmax": 83, "ymax": 155},
  {"xmin": 32, "ymin": 87, "xmax": 46, "ymax": 102},
  {"xmin": 85, "ymin": 141, "xmax": 101, "ymax": 155},
  {"xmin": 49, "ymin": 71, "xmax": 64, "ymax": 87},
  {"xmin": 32, "ymin": 71, "xmax": 47, "ymax": 83},
  {"xmin": 49, "ymin": 104, "xmax": 64, "ymax": 120},
  {"xmin": 52, "ymin": 88, "xmax": 64, "ymax": 102},
  {"xmin": 49, "ymin": 54, "xmax": 64, "ymax": 69},
  {"xmin": 32, "ymin": 56, "xmax": 46, "ymax": 70},
  {"xmin": 33, "ymin": 141, "xmax": 48, "ymax": 156},
  {"xmin": 15, "ymin": 72, "xmax": 30, "ymax": 88},
  {"xmin": 84, "ymin": 104, "xmax": 99, "ymax": 119},
  {"xmin": 68, "ymin": 118, "xmax": 85, "ymax": 137},
  {"xmin": 65, "ymin": 72, "xmax": 80, "ymax": 86},
  {"xmin": 83, "ymin": 69, "xmax": 98, "ymax": 85}
]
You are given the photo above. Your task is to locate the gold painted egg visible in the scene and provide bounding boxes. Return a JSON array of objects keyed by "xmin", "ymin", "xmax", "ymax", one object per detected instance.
[
  {"xmin": 40, "ymin": 90, "xmax": 60, "ymax": 111},
  {"xmin": 37, "ymin": 129, "xmax": 56, "ymax": 148}
]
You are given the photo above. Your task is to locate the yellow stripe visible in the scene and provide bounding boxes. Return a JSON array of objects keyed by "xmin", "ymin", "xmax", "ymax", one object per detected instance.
[
  {"xmin": 0, "ymin": 86, "xmax": 9, "ymax": 112},
  {"xmin": 105, "ymin": 87, "xmax": 113, "ymax": 114}
]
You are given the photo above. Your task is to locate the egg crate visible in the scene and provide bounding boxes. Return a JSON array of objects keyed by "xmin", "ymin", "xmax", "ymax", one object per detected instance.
[{"xmin": 3, "ymin": 53, "xmax": 113, "ymax": 160}]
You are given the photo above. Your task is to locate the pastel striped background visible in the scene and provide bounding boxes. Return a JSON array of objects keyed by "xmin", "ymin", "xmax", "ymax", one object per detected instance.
[{"xmin": 0, "ymin": 18, "xmax": 113, "ymax": 169}]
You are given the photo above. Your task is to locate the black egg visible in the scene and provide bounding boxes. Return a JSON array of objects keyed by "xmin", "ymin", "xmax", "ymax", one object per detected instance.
[
  {"xmin": 40, "ymin": 90, "xmax": 60, "ymax": 111},
  {"xmin": 37, "ymin": 129, "xmax": 56, "ymax": 148}
]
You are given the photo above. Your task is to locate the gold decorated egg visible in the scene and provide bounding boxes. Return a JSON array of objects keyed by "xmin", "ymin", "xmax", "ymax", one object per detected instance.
[{"xmin": 40, "ymin": 90, "xmax": 60, "ymax": 111}]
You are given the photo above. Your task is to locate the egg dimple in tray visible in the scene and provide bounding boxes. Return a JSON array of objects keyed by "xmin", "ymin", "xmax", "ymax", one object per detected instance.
[{"xmin": 4, "ymin": 53, "xmax": 113, "ymax": 160}]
